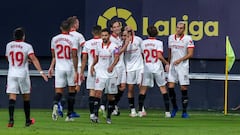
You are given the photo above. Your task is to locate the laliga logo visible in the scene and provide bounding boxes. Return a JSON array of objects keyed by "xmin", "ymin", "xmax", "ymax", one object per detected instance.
[{"xmin": 97, "ymin": 7, "xmax": 137, "ymax": 31}]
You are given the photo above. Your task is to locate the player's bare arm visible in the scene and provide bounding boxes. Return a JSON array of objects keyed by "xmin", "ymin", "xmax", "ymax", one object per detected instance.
[
  {"xmin": 48, "ymin": 50, "xmax": 56, "ymax": 78},
  {"xmin": 90, "ymin": 55, "xmax": 98, "ymax": 76},
  {"xmin": 158, "ymin": 51, "xmax": 170, "ymax": 72},
  {"xmin": 29, "ymin": 54, "xmax": 48, "ymax": 82},
  {"xmin": 107, "ymin": 54, "xmax": 119, "ymax": 73},
  {"xmin": 72, "ymin": 49, "xmax": 78, "ymax": 83},
  {"xmin": 173, "ymin": 47, "xmax": 194, "ymax": 65},
  {"xmin": 80, "ymin": 53, "xmax": 87, "ymax": 81}
]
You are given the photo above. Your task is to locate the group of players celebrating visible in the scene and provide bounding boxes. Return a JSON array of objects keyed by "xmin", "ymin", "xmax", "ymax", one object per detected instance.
[{"xmin": 5, "ymin": 15, "xmax": 194, "ymax": 127}]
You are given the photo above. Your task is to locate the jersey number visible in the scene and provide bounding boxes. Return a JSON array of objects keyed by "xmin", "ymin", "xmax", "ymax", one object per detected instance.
[
  {"xmin": 9, "ymin": 51, "xmax": 24, "ymax": 66},
  {"xmin": 90, "ymin": 49, "xmax": 96, "ymax": 58},
  {"xmin": 56, "ymin": 44, "xmax": 71, "ymax": 59},
  {"xmin": 143, "ymin": 49, "xmax": 158, "ymax": 63}
]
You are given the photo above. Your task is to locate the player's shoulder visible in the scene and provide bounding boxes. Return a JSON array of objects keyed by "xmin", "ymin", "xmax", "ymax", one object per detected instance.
[
  {"xmin": 70, "ymin": 31, "xmax": 85, "ymax": 38},
  {"xmin": 169, "ymin": 34, "xmax": 175, "ymax": 39},
  {"xmin": 134, "ymin": 35, "xmax": 142, "ymax": 41},
  {"xmin": 183, "ymin": 35, "xmax": 193, "ymax": 40}
]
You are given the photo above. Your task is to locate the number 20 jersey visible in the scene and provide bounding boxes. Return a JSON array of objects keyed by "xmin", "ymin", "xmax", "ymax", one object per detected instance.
[
  {"xmin": 51, "ymin": 33, "xmax": 78, "ymax": 71},
  {"xmin": 5, "ymin": 41, "xmax": 34, "ymax": 77}
]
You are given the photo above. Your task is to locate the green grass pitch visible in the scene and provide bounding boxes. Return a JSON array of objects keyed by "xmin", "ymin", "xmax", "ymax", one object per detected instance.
[{"xmin": 0, "ymin": 109, "xmax": 239, "ymax": 135}]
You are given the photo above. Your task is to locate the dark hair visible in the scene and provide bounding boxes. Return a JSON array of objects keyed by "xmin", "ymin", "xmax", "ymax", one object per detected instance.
[
  {"xmin": 92, "ymin": 25, "xmax": 102, "ymax": 35},
  {"xmin": 147, "ymin": 26, "xmax": 158, "ymax": 37},
  {"xmin": 14, "ymin": 27, "xmax": 25, "ymax": 40},
  {"xmin": 110, "ymin": 19, "xmax": 121, "ymax": 28},
  {"xmin": 60, "ymin": 20, "xmax": 70, "ymax": 31},
  {"xmin": 101, "ymin": 28, "xmax": 110, "ymax": 34},
  {"xmin": 67, "ymin": 16, "xmax": 78, "ymax": 27}
]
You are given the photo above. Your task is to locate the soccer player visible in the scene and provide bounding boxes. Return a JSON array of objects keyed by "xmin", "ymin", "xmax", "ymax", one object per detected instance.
[
  {"xmin": 167, "ymin": 21, "xmax": 194, "ymax": 118},
  {"xmin": 67, "ymin": 16, "xmax": 85, "ymax": 91},
  {"xmin": 80, "ymin": 25, "xmax": 102, "ymax": 121},
  {"xmin": 66, "ymin": 16, "xmax": 85, "ymax": 118},
  {"xmin": 90, "ymin": 28, "xmax": 119, "ymax": 124},
  {"xmin": 5, "ymin": 27, "xmax": 48, "ymax": 127},
  {"xmin": 109, "ymin": 20, "xmax": 128, "ymax": 116},
  {"xmin": 124, "ymin": 26, "xmax": 145, "ymax": 117},
  {"xmin": 138, "ymin": 26, "xmax": 171, "ymax": 117},
  {"xmin": 48, "ymin": 20, "xmax": 79, "ymax": 121}
]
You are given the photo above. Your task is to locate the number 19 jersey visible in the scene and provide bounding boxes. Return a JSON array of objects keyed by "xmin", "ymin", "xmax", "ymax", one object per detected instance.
[
  {"xmin": 51, "ymin": 33, "xmax": 78, "ymax": 71},
  {"xmin": 5, "ymin": 41, "xmax": 34, "ymax": 77}
]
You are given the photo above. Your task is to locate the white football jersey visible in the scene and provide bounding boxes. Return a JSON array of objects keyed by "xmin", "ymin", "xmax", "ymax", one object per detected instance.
[
  {"xmin": 69, "ymin": 31, "xmax": 85, "ymax": 67},
  {"xmin": 110, "ymin": 34, "xmax": 125, "ymax": 68},
  {"xmin": 124, "ymin": 35, "xmax": 144, "ymax": 72},
  {"xmin": 51, "ymin": 33, "xmax": 78, "ymax": 71},
  {"xmin": 82, "ymin": 37, "xmax": 102, "ymax": 75},
  {"xmin": 95, "ymin": 42, "xmax": 119, "ymax": 78},
  {"xmin": 168, "ymin": 34, "xmax": 194, "ymax": 68},
  {"xmin": 141, "ymin": 37, "xmax": 164, "ymax": 73},
  {"xmin": 5, "ymin": 40, "xmax": 34, "ymax": 77}
]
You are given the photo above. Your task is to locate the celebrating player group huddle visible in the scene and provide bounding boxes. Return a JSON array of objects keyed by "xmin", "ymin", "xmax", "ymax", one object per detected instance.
[{"xmin": 4, "ymin": 16, "xmax": 194, "ymax": 127}]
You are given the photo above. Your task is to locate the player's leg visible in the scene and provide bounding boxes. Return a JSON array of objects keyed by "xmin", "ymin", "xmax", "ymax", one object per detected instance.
[
  {"xmin": 106, "ymin": 77, "xmax": 118, "ymax": 124},
  {"xmin": 180, "ymin": 85, "xmax": 189, "ymax": 118},
  {"xmin": 52, "ymin": 88, "xmax": 64, "ymax": 120},
  {"xmin": 8, "ymin": 93, "xmax": 16, "ymax": 127},
  {"xmin": 178, "ymin": 68, "xmax": 190, "ymax": 118},
  {"xmin": 20, "ymin": 77, "xmax": 35, "ymax": 126},
  {"xmin": 86, "ymin": 75, "xmax": 96, "ymax": 119},
  {"xmin": 92, "ymin": 77, "xmax": 105, "ymax": 123},
  {"xmin": 113, "ymin": 68, "xmax": 126, "ymax": 116},
  {"xmin": 22, "ymin": 94, "xmax": 35, "ymax": 127},
  {"xmin": 137, "ymin": 71, "xmax": 151, "ymax": 117},
  {"xmin": 155, "ymin": 72, "xmax": 170, "ymax": 117},
  {"xmin": 52, "ymin": 70, "xmax": 66, "ymax": 120},
  {"xmin": 65, "ymin": 86, "xmax": 78, "ymax": 121},
  {"xmin": 127, "ymin": 71, "xmax": 137, "ymax": 117},
  {"xmin": 138, "ymin": 86, "xmax": 147, "ymax": 117},
  {"xmin": 6, "ymin": 77, "xmax": 18, "ymax": 127},
  {"xmin": 167, "ymin": 66, "xmax": 178, "ymax": 117}
]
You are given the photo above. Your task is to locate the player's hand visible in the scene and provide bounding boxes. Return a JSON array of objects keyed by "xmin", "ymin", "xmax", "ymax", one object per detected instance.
[
  {"xmin": 74, "ymin": 72, "xmax": 78, "ymax": 84},
  {"xmin": 80, "ymin": 73, "xmax": 85, "ymax": 82},
  {"xmin": 90, "ymin": 66, "xmax": 95, "ymax": 77},
  {"xmin": 107, "ymin": 66, "xmax": 114, "ymax": 73},
  {"xmin": 173, "ymin": 59, "xmax": 182, "ymax": 65},
  {"xmin": 41, "ymin": 73, "xmax": 48, "ymax": 82},
  {"xmin": 75, "ymin": 85, "xmax": 80, "ymax": 92},
  {"xmin": 48, "ymin": 68, "xmax": 54, "ymax": 78},
  {"xmin": 165, "ymin": 64, "xmax": 170, "ymax": 72}
]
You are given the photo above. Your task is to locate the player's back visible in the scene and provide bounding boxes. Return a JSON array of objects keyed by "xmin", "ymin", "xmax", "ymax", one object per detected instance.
[
  {"xmin": 6, "ymin": 41, "xmax": 33, "ymax": 77},
  {"xmin": 51, "ymin": 33, "xmax": 78, "ymax": 71},
  {"xmin": 141, "ymin": 38, "xmax": 164, "ymax": 73},
  {"xmin": 70, "ymin": 31, "xmax": 85, "ymax": 67},
  {"xmin": 83, "ymin": 37, "xmax": 102, "ymax": 71}
]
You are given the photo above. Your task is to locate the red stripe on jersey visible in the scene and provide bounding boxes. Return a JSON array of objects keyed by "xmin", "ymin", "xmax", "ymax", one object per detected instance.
[
  {"xmin": 148, "ymin": 37, "xmax": 156, "ymax": 40},
  {"xmin": 15, "ymin": 40, "xmax": 24, "ymax": 42},
  {"xmin": 28, "ymin": 53, "xmax": 34, "ymax": 56},
  {"xmin": 93, "ymin": 36, "xmax": 101, "ymax": 39},
  {"xmin": 72, "ymin": 48, "xmax": 78, "ymax": 51},
  {"xmin": 62, "ymin": 32, "xmax": 69, "ymax": 35},
  {"xmin": 80, "ymin": 42, "xmax": 85, "ymax": 46},
  {"xmin": 51, "ymin": 48, "xmax": 54, "ymax": 51},
  {"xmin": 82, "ymin": 52, "xmax": 88, "ymax": 54},
  {"xmin": 188, "ymin": 46, "xmax": 195, "ymax": 48}
]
